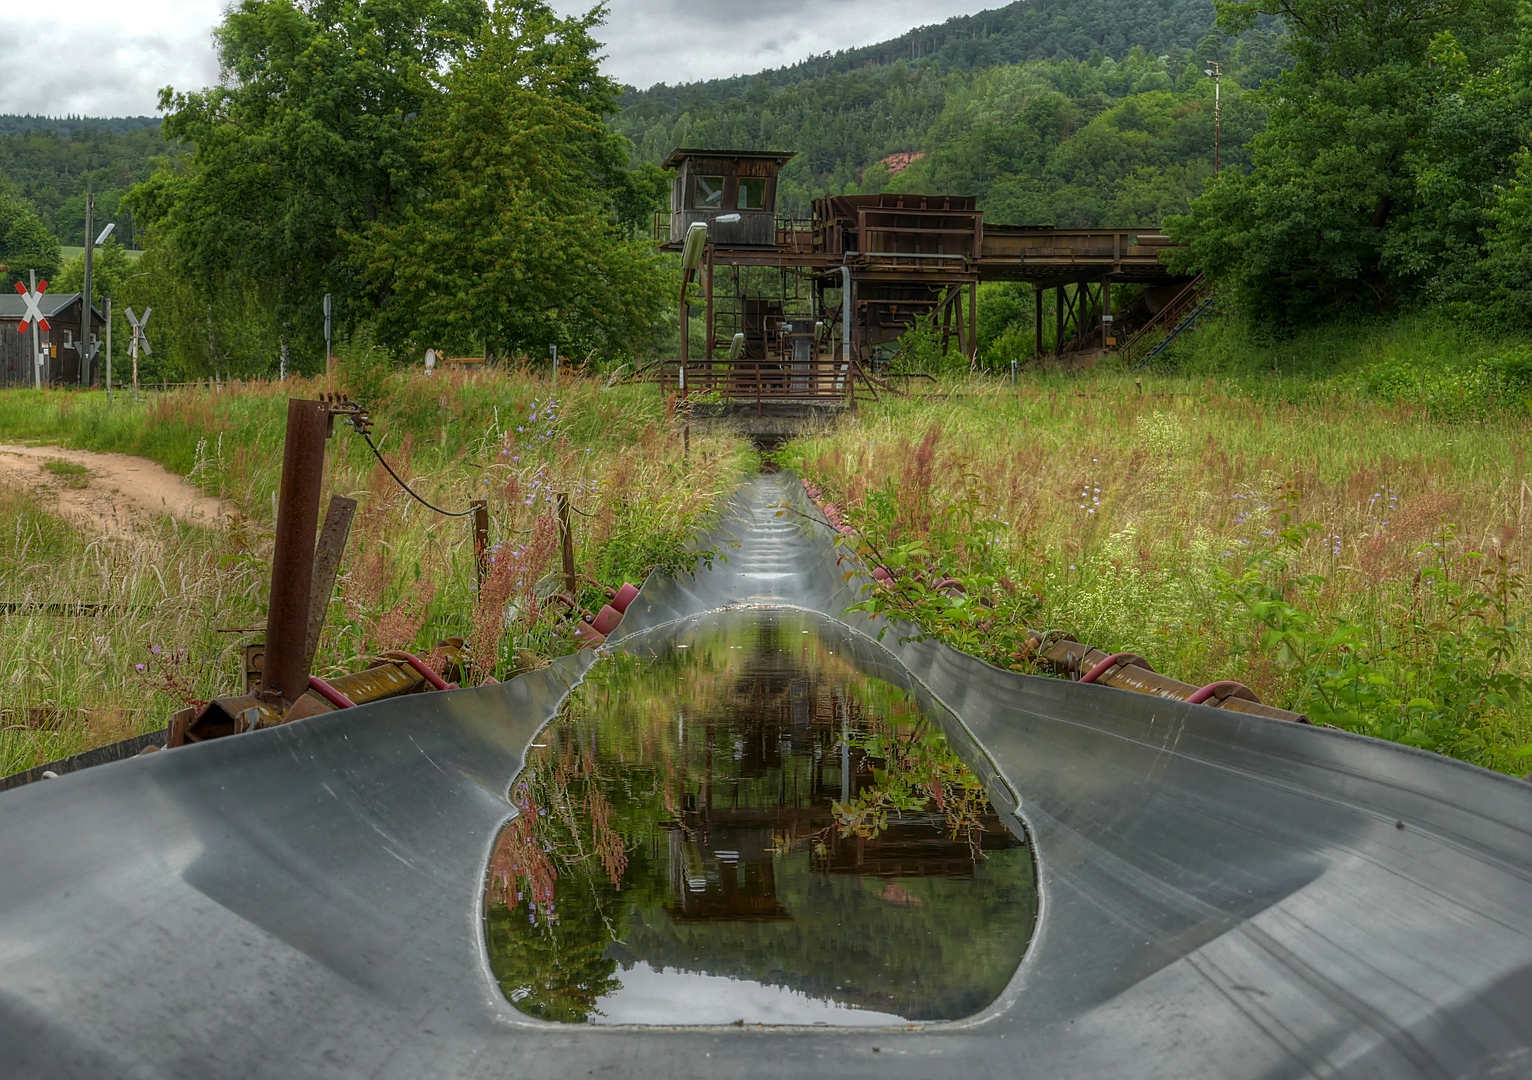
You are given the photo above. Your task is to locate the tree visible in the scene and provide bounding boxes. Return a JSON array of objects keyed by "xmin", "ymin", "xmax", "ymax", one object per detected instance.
[
  {"xmin": 360, "ymin": 1, "xmax": 666, "ymax": 361},
  {"xmin": 0, "ymin": 181, "xmax": 60, "ymax": 288},
  {"xmin": 129, "ymin": 0, "xmax": 488, "ymax": 372},
  {"xmin": 1168, "ymin": 0, "xmax": 1526, "ymax": 325}
]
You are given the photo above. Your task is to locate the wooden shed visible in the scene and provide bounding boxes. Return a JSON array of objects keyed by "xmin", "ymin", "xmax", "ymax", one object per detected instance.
[
  {"xmin": 0, "ymin": 292, "xmax": 106, "ymax": 388},
  {"xmin": 662, "ymin": 149, "xmax": 796, "ymax": 248}
]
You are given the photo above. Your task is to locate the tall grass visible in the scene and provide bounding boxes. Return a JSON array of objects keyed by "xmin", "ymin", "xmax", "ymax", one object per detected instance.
[
  {"xmin": 0, "ymin": 372, "xmax": 753, "ymax": 774},
  {"xmin": 785, "ymin": 367, "xmax": 1532, "ymax": 775}
]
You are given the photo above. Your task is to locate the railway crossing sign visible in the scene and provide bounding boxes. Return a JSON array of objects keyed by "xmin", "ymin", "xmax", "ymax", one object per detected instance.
[
  {"xmin": 125, "ymin": 307, "xmax": 152, "ymax": 357},
  {"xmin": 13, "ymin": 279, "xmax": 49, "ymax": 334}
]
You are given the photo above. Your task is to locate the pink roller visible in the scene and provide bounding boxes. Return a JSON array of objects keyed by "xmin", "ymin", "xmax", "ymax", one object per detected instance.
[
  {"xmin": 382, "ymin": 650, "xmax": 455, "ymax": 691},
  {"xmin": 1078, "ymin": 653, "xmax": 1136, "ymax": 684},
  {"xmin": 591, "ymin": 604, "xmax": 623, "ymax": 636},
  {"xmin": 1186, "ymin": 680, "xmax": 1252, "ymax": 705},
  {"xmin": 610, "ymin": 582, "xmax": 640, "ymax": 613},
  {"xmin": 308, "ymin": 675, "xmax": 358, "ymax": 709},
  {"xmin": 574, "ymin": 621, "xmax": 607, "ymax": 649}
]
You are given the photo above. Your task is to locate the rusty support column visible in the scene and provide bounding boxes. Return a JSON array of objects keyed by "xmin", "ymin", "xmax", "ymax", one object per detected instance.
[
  {"xmin": 1055, "ymin": 286, "xmax": 1064, "ymax": 357},
  {"xmin": 472, "ymin": 500, "xmax": 489, "ymax": 588},
  {"xmin": 968, "ymin": 281, "xmax": 978, "ymax": 367},
  {"xmin": 1034, "ymin": 284, "xmax": 1043, "ymax": 359},
  {"xmin": 556, "ymin": 492, "xmax": 577, "ymax": 598},
  {"xmin": 303, "ymin": 493, "xmax": 357, "ymax": 671},
  {"xmin": 1102, "ymin": 277, "xmax": 1113, "ymax": 348},
  {"xmin": 263, "ymin": 399, "xmax": 331, "ymax": 705},
  {"xmin": 704, "ymin": 244, "xmax": 715, "ymax": 362}
]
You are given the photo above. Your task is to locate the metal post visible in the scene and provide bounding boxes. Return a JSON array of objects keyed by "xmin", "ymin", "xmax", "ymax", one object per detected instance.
[
  {"xmin": 1055, "ymin": 286, "xmax": 1064, "ymax": 358},
  {"xmin": 839, "ymin": 265, "xmax": 852, "ymax": 405},
  {"xmin": 556, "ymin": 492, "xmax": 577, "ymax": 598},
  {"xmin": 80, "ymin": 193, "xmax": 94, "ymax": 386},
  {"xmin": 262, "ymin": 399, "xmax": 332, "ymax": 706},
  {"xmin": 1102, "ymin": 277, "xmax": 1113, "ymax": 348},
  {"xmin": 323, "ymin": 293, "xmax": 333, "ymax": 379},
  {"xmin": 1033, "ymin": 284, "xmax": 1042, "ymax": 360},
  {"xmin": 104, "ymin": 296, "xmax": 112, "ymax": 400},
  {"xmin": 704, "ymin": 244, "xmax": 715, "ymax": 362},
  {"xmin": 29, "ymin": 271, "xmax": 40, "ymax": 390},
  {"xmin": 968, "ymin": 280, "xmax": 978, "ymax": 368},
  {"xmin": 304, "ymin": 494, "xmax": 357, "ymax": 672},
  {"xmin": 471, "ymin": 500, "xmax": 489, "ymax": 589}
]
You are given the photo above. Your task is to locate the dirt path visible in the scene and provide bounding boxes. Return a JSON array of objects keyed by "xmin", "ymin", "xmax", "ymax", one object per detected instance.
[{"xmin": 0, "ymin": 445, "xmax": 231, "ymax": 539}]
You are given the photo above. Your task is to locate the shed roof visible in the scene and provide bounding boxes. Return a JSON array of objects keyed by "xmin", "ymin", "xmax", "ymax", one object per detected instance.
[
  {"xmin": 0, "ymin": 292, "xmax": 103, "ymax": 321},
  {"xmin": 662, "ymin": 148, "xmax": 797, "ymax": 169}
]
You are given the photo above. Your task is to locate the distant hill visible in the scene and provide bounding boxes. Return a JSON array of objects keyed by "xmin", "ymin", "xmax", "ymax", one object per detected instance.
[
  {"xmin": 621, "ymin": 0, "xmax": 1220, "ymax": 105},
  {"xmin": 0, "ymin": 118, "xmax": 177, "ymax": 246},
  {"xmin": 614, "ymin": 0, "xmax": 1282, "ymax": 223},
  {"xmin": 0, "ymin": 115, "xmax": 162, "ymax": 137}
]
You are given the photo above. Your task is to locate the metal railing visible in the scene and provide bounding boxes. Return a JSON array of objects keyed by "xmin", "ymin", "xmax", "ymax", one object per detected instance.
[{"xmin": 1118, "ymin": 274, "xmax": 1211, "ymax": 366}]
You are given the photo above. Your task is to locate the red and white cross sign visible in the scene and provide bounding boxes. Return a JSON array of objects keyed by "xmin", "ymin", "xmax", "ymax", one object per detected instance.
[{"xmin": 13, "ymin": 279, "xmax": 49, "ymax": 334}]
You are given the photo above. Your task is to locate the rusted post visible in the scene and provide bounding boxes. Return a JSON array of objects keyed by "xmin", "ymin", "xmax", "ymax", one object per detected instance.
[
  {"xmin": 471, "ymin": 500, "xmax": 489, "ymax": 588},
  {"xmin": 262, "ymin": 398, "xmax": 331, "ymax": 706},
  {"xmin": 556, "ymin": 492, "xmax": 577, "ymax": 598},
  {"xmin": 303, "ymin": 494, "xmax": 357, "ymax": 671}
]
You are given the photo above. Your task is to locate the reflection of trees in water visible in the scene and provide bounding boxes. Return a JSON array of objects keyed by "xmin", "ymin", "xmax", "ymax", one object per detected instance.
[{"xmin": 482, "ymin": 613, "xmax": 1033, "ymax": 1023}]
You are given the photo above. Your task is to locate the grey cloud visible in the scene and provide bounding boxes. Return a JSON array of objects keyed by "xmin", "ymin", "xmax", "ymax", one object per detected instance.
[
  {"xmin": 551, "ymin": 0, "xmax": 996, "ymax": 89},
  {"xmin": 0, "ymin": 23, "xmax": 220, "ymax": 116},
  {"xmin": 1, "ymin": 0, "xmax": 990, "ymax": 118}
]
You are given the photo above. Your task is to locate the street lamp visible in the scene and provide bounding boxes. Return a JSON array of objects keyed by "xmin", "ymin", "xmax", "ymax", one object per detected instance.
[{"xmin": 1205, "ymin": 61, "xmax": 1222, "ymax": 177}]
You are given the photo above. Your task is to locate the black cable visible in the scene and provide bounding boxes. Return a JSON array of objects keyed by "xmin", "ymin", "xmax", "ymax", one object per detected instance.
[{"xmin": 359, "ymin": 430, "xmax": 477, "ymax": 518}]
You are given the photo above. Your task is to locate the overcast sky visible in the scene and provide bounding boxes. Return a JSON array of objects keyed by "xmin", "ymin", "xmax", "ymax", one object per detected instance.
[{"xmin": 0, "ymin": 0, "xmax": 996, "ymax": 118}]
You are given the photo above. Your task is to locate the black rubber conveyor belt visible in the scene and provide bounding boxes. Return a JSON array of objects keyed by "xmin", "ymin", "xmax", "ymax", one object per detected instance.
[{"xmin": 1, "ymin": 474, "xmax": 1530, "ymax": 1079}]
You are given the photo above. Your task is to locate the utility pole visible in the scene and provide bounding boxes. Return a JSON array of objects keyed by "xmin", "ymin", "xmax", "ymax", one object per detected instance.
[
  {"xmin": 1205, "ymin": 61, "xmax": 1222, "ymax": 177},
  {"xmin": 80, "ymin": 193, "xmax": 94, "ymax": 386},
  {"xmin": 105, "ymin": 296, "xmax": 112, "ymax": 401}
]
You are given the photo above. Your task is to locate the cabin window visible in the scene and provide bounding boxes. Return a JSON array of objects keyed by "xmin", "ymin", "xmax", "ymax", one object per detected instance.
[
  {"xmin": 694, "ymin": 175, "xmax": 724, "ymax": 209},
  {"xmin": 737, "ymin": 177, "xmax": 766, "ymax": 210}
]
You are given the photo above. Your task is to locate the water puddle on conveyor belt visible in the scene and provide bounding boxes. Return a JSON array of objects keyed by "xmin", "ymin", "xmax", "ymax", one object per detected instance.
[{"xmin": 482, "ymin": 608, "xmax": 1036, "ymax": 1026}]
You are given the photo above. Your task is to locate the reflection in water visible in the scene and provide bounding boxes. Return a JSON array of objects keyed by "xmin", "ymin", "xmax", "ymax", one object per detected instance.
[{"xmin": 483, "ymin": 610, "xmax": 1036, "ymax": 1025}]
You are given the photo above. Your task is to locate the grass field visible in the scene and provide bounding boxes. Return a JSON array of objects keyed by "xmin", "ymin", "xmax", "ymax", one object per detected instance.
[
  {"xmin": 6, "ymin": 312, "xmax": 1530, "ymax": 781},
  {"xmin": 0, "ymin": 371, "xmax": 752, "ymax": 775},
  {"xmin": 784, "ymin": 337, "xmax": 1532, "ymax": 777}
]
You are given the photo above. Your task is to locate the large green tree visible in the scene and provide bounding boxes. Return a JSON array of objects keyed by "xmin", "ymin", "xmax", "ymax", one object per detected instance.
[
  {"xmin": 129, "ymin": 0, "xmax": 487, "ymax": 373},
  {"xmin": 360, "ymin": 1, "xmax": 666, "ymax": 361},
  {"xmin": 1169, "ymin": 0, "xmax": 1527, "ymax": 324},
  {"xmin": 0, "ymin": 181, "xmax": 60, "ymax": 288}
]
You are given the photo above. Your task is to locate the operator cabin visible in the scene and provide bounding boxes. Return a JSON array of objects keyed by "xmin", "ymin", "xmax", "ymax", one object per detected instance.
[{"xmin": 662, "ymin": 149, "xmax": 795, "ymax": 248}]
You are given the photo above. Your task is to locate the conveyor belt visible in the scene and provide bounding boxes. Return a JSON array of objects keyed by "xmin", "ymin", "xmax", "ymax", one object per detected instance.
[{"xmin": 1, "ymin": 474, "xmax": 1530, "ymax": 1079}]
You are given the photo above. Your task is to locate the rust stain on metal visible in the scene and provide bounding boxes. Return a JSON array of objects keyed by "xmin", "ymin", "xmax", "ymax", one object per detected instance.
[{"xmin": 263, "ymin": 398, "xmax": 332, "ymax": 706}]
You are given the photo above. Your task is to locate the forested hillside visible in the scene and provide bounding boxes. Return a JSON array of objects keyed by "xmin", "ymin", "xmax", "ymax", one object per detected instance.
[
  {"xmin": 616, "ymin": 0, "xmax": 1286, "ymax": 224},
  {"xmin": 0, "ymin": 119, "xmax": 171, "ymax": 246}
]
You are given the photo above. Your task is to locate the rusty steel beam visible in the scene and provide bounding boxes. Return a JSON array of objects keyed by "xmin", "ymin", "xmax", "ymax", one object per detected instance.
[
  {"xmin": 263, "ymin": 399, "xmax": 332, "ymax": 706},
  {"xmin": 304, "ymin": 494, "xmax": 357, "ymax": 673}
]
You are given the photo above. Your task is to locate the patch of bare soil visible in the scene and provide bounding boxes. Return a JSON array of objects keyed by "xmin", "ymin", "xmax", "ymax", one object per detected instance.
[{"xmin": 0, "ymin": 445, "xmax": 231, "ymax": 539}]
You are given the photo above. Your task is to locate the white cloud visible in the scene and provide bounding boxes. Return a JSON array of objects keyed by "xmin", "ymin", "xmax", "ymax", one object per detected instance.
[
  {"xmin": 0, "ymin": 0, "xmax": 994, "ymax": 117},
  {"xmin": 0, "ymin": 0, "xmax": 223, "ymax": 116}
]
